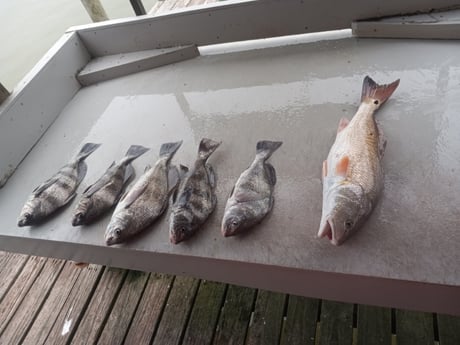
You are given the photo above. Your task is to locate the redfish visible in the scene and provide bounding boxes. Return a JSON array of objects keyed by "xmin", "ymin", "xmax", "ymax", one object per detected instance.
[{"xmin": 318, "ymin": 76, "xmax": 399, "ymax": 245}]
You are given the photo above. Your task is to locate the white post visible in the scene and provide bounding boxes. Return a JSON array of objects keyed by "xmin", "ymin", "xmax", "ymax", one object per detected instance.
[{"xmin": 80, "ymin": 0, "xmax": 109, "ymax": 22}]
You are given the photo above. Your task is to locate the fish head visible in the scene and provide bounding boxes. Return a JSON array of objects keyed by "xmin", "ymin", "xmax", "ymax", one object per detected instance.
[
  {"xmin": 318, "ymin": 182, "xmax": 370, "ymax": 245},
  {"xmin": 17, "ymin": 199, "xmax": 40, "ymax": 227},
  {"xmin": 221, "ymin": 206, "xmax": 254, "ymax": 237},
  {"xmin": 169, "ymin": 210, "xmax": 195, "ymax": 244},
  {"xmin": 105, "ymin": 216, "xmax": 130, "ymax": 246},
  {"xmin": 71, "ymin": 198, "xmax": 92, "ymax": 226}
]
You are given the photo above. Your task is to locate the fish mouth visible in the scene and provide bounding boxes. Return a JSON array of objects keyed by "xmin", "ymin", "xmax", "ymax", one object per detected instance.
[
  {"xmin": 18, "ymin": 214, "xmax": 32, "ymax": 227},
  {"xmin": 318, "ymin": 218, "xmax": 340, "ymax": 246},
  {"xmin": 71, "ymin": 213, "xmax": 85, "ymax": 227}
]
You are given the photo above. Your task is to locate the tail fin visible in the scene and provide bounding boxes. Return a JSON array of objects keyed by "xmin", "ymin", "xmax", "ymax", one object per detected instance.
[
  {"xmin": 256, "ymin": 140, "xmax": 283, "ymax": 160},
  {"xmin": 159, "ymin": 141, "xmax": 183, "ymax": 160},
  {"xmin": 198, "ymin": 138, "xmax": 221, "ymax": 161},
  {"xmin": 76, "ymin": 143, "xmax": 101, "ymax": 161},
  {"xmin": 361, "ymin": 76, "xmax": 400, "ymax": 106},
  {"xmin": 121, "ymin": 145, "xmax": 149, "ymax": 165}
]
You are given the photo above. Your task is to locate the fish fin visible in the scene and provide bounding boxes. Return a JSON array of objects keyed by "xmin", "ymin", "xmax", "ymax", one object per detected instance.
[
  {"xmin": 75, "ymin": 143, "xmax": 101, "ymax": 162},
  {"xmin": 82, "ymin": 179, "xmax": 107, "ymax": 197},
  {"xmin": 144, "ymin": 164, "xmax": 152, "ymax": 173},
  {"xmin": 335, "ymin": 156, "xmax": 349, "ymax": 177},
  {"xmin": 121, "ymin": 145, "xmax": 149, "ymax": 165},
  {"xmin": 159, "ymin": 141, "xmax": 183, "ymax": 160},
  {"xmin": 265, "ymin": 163, "xmax": 277, "ymax": 186},
  {"xmin": 179, "ymin": 164, "xmax": 189, "ymax": 178},
  {"xmin": 376, "ymin": 121, "xmax": 387, "ymax": 158},
  {"xmin": 268, "ymin": 196, "xmax": 274, "ymax": 213},
  {"xmin": 168, "ymin": 166, "xmax": 180, "ymax": 193},
  {"xmin": 211, "ymin": 193, "xmax": 218, "ymax": 209},
  {"xmin": 77, "ymin": 161, "xmax": 88, "ymax": 184},
  {"xmin": 361, "ymin": 76, "xmax": 400, "ymax": 107},
  {"xmin": 256, "ymin": 140, "xmax": 283, "ymax": 160},
  {"xmin": 64, "ymin": 192, "xmax": 77, "ymax": 205},
  {"xmin": 337, "ymin": 117, "xmax": 350, "ymax": 134},
  {"xmin": 122, "ymin": 181, "xmax": 148, "ymax": 209},
  {"xmin": 206, "ymin": 164, "xmax": 216, "ymax": 188},
  {"xmin": 229, "ymin": 185, "xmax": 235, "ymax": 198},
  {"xmin": 124, "ymin": 164, "xmax": 135, "ymax": 184},
  {"xmin": 198, "ymin": 138, "xmax": 221, "ymax": 161},
  {"xmin": 177, "ymin": 186, "xmax": 193, "ymax": 207},
  {"xmin": 322, "ymin": 160, "xmax": 328, "ymax": 179},
  {"xmin": 32, "ymin": 175, "xmax": 59, "ymax": 196}
]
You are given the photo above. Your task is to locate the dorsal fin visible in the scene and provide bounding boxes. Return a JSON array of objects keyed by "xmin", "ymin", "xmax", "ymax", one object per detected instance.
[
  {"xmin": 337, "ymin": 117, "xmax": 350, "ymax": 134},
  {"xmin": 336, "ymin": 156, "xmax": 349, "ymax": 177}
]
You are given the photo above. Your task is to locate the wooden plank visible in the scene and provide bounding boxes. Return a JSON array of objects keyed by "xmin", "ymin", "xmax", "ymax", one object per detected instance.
[
  {"xmin": 352, "ymin": 9, "xmax": 460, "ymax": 39},
  {"xmin": 212, "ymin": 286, "xmax": 256, "ymax": 345},
  {"xmin": 0, "ymin": 256, "xmax": 47, "ymax": 334},
  {"xmin": 280, "ymin": 296, "xmax": 319, "ymax": 345},
  {"xmin": 395, "ymin": 310, "xmax": 434, "ymax": 345},
  {"xmin": 182, "ymin": 281, "xmax": 227, "ymax": 345},
  {"xmin": 357, "ymin": 305, "xmax": 391, "ymax": 345},
  {"xmin": 0, "ymin": 258, "xmax": 65, "ymax": 344},
  {"xmin": 0, "ymin": 32, "xmax": 89, "ymax": 187},
  {"xmin": 151, "ymin": 276, "xmax": 200, "ymax": 345},
  {"xmin": 69, "ymin": 267, "xmax": 127, "ymax": 345},
  {"xmin": 80, "ymin": 0, "xmax": 109, "ymax": 22},
  {"xmin": 77, "ymin": 45, "xmax": 199, "ymax": 86},
  {"xmin": 21, "ymin": 261, "xmax": 83, "ymax": 345},
  {"xmin": 36, "ymin": 264, "xmax": 103, "ymax": 345},
  {"xmin": 437, "ymin": 314, "xmax": 460, "ymax": 345},
  {"xmin": 246, "ymin": 290, "xmax": 286, "ymax": 345},
  {"xmin": 123, "ymin": 273, "xmax": 174, "ymax": 344},
  {"xmin": 0, "ymin": 253, "xmax": 29, "ymax": 302},
  {"xmin": 318, "ymin": 301, "xmax": 353, "ymax": 345},
  {"xmin": 73, "ymin": 0, "xmax": 460, "ymax": 56},
  {"xmin": 97, "ymin": 270, "xmax": 149, "ymax": 345}
]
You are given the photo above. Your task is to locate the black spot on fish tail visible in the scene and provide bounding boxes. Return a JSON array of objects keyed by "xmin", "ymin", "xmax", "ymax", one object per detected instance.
[
  {"xmin": 198, "ymin": 138, "xmax": 221, "ymax": 161},
  {"xmin": 256, "ymin": 140, "xmax": 283, "ymax": 160}
]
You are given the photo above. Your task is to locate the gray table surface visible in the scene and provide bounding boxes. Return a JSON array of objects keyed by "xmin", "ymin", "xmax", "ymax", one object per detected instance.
[{"xmin": 1, "ymin": 37, "xmax": 459, "ymax": 289}]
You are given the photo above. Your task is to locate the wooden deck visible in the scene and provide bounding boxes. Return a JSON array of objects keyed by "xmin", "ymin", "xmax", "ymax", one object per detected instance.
[{"xmin": 0, "ymin": 250, "xmax": 459, "ymax": 344}]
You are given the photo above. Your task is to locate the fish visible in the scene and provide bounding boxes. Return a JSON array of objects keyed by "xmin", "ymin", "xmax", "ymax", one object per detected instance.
[
  {"xmin": 71, "ymin": 145, "xmax": 149, "ymax": 226},
  {"xmin": 104, "ymin": 141, "xmax": 182, "ymax": 245},
  {"xmin": 169, "ymin": 138, "xmax": 221, "ymax": 244},
  {"xmin": 318, "ymin": 76, "xmax": 400, "ymax": 245},
  {"xmin": 221, "ymin": 140, "xmax": 282, "ymax": 237},
  {"xmin": 17, "ymin": 143, "xmax": 101, "ymax": 227}
]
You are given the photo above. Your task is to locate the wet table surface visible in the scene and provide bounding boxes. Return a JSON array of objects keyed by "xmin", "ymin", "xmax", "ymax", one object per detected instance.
[{"xmin": 0, "ymin": 36, "xmax": 459, "ymax": 292}]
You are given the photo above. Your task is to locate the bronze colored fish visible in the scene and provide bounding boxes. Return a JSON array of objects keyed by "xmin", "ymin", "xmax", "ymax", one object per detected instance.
[
  {"xmin": 221, "ymin": 140, "xmax": 282, "ymax": 237},
  {"xmin": 17, "ymin": 143, "xmax": 101, "ymax": 226},
  {"xmin": 169, "ymin": 138, "xmax": 221, "ymax": 244},
  {"xmin": 318, "ymin": 76, "xmax": 400, "ymax": 245},
  {"xmin": 72, "ymin": 145, "xmax": 149, "ymax": 226},
  {"xmin": 104, "ymin": 141, "xmax": 182, "ymax": 245}
]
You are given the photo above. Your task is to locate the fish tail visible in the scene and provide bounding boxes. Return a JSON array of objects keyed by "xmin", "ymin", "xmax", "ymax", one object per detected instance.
[
  {"xmin": 121, "ymin": 145, "xmax": 150, "ymax": 165},
  {"xmin": 198, "ymin": 138, "xmax": 221, "ymax": 161},
  {"xmin": 361, "ymin": 76, "xmax": 400, "ymax": 107},
  {"xmin": 159, "ymin": 141, "xmax": 183, "ymax": 160},
  {"xmin": 76, "ymin": 143, "xmax": 101, "ymax": 162},
  {"xmin": 256, "ymin": 140, "xmax": 283, "ymax": 160}
]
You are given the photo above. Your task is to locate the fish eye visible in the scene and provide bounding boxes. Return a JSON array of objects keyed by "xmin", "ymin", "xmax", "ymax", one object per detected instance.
[
  {"xmin": 344, "ymin": 220, "xmax": 354, "ymax": 231},
  {"xmin": 180, "ymin": 227, "xmax": 186, "ymax": 234},
  {"xmin": 115, "ymin": 229, "xmax": 121, "ymax": 236},
  {"xmin": 374, "ymin": 100, "xmax": 379, "ymax": 105},
  {"xmin": 231, "ymin": 220, "xmax": 239, "ymax": 227}
]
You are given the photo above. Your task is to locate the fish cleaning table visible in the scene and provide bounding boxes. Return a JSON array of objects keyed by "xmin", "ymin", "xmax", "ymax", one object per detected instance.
[{"xmin": 0, "ymin": 1, "xmax": 459, "ymax": 315}]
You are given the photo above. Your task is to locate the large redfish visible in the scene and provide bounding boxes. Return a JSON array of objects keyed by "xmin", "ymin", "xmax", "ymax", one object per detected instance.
[{"xmin": 318, "ymin": 76, "xmax": 399, "ymax": 245}]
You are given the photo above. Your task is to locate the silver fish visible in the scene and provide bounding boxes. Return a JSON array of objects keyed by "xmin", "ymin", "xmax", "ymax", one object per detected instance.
[
  {"xmin": 72, "ymin": 145, "xmax": 149, "ymax": 226},
  {"xmin": 17, "ymin": 143, "xmax": 101, "ymax": 226},
  {"xmin": 221, "ymin": 141, "xmax": 282, "ymax": 237},
  {"xmin": 169, "ymin": 138, "xmax": 221, "ymax": 244},
  {"xmin": 105, "ymin": 141, "xmax": 182, "ymax": 245},
  {"xmin": 318, "ymin": 76, "xmax": 400, "ymax": 245}
]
